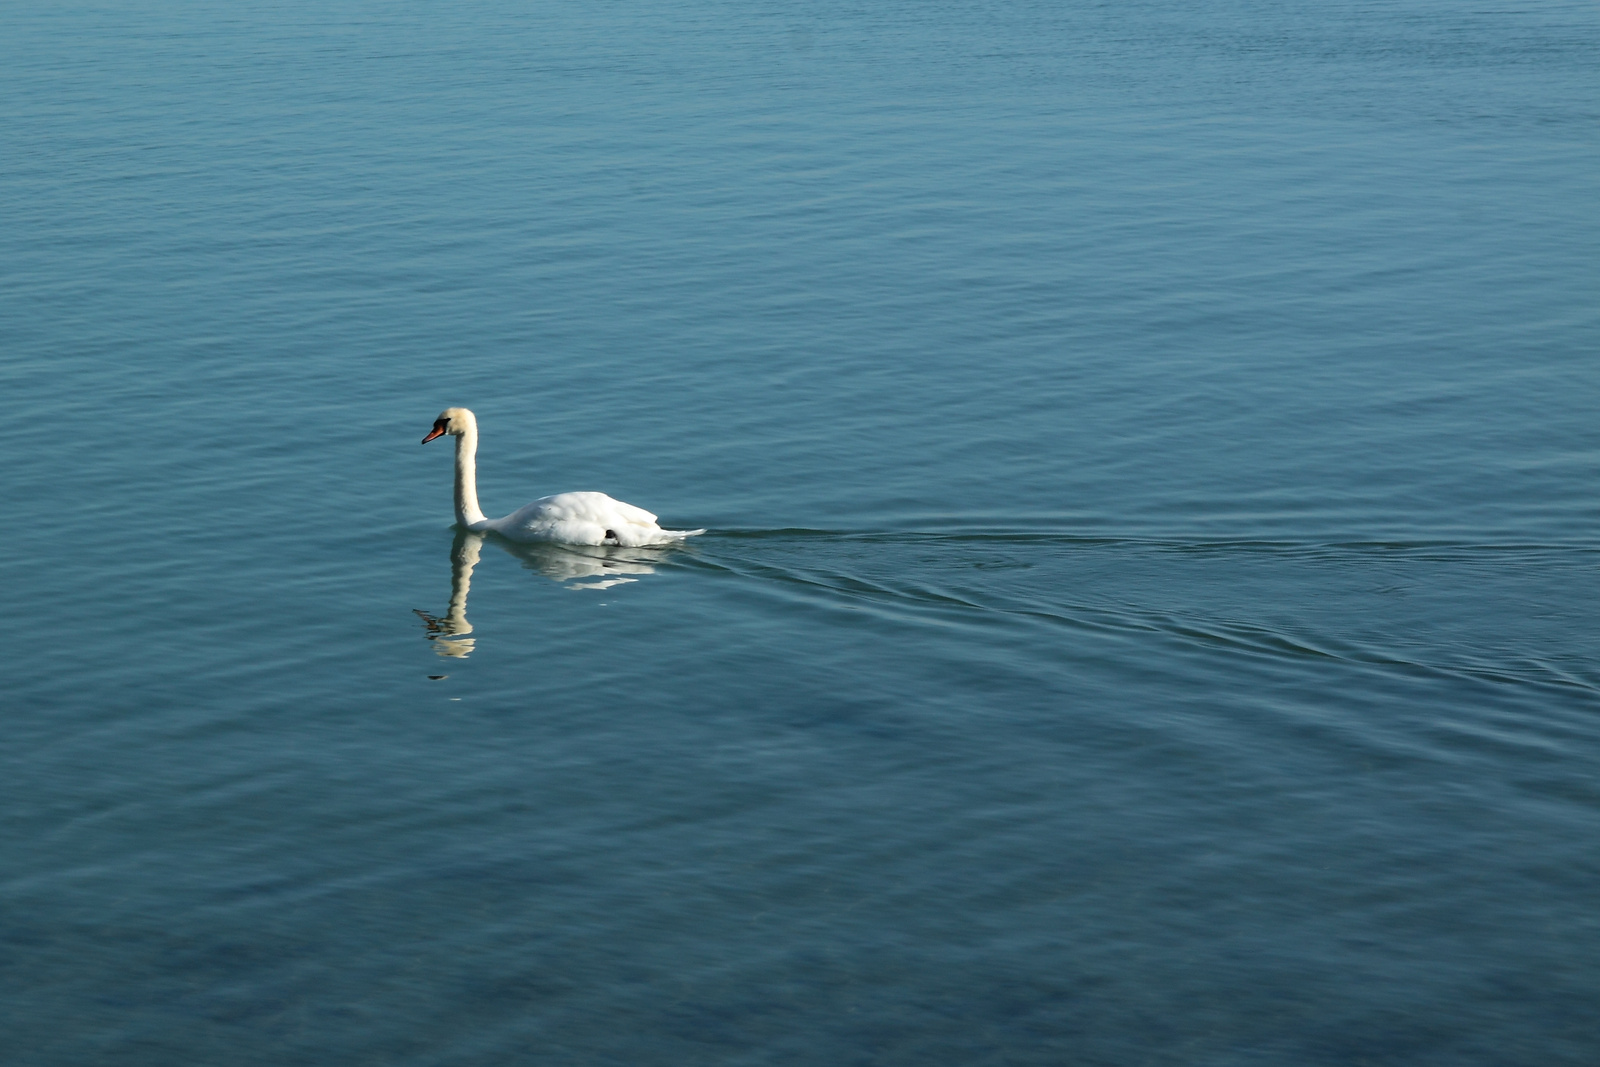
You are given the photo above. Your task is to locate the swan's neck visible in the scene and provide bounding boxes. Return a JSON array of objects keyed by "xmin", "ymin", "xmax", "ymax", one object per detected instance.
[{"xmin": 452, "ymin": 423, "xmax": 489, "ymax": 529}]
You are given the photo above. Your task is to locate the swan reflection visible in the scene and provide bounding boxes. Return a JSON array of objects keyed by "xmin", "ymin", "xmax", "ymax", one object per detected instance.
[
  {"xmin": 521, "ymin": 540, "xmax": 659, "ymax": 588},
  {"xmin": 414, "ymin": 530, "xmax": 663, "ymax": 658},
  {"xmin": 413, "ymin": 531, "xmax": 482, "ymax": 658}
]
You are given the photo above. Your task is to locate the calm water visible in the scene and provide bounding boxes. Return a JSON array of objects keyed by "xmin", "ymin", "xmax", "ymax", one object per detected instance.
[{"xmin": 3, "ymin": 1, "xmax": 1598, "ymax": 1063}]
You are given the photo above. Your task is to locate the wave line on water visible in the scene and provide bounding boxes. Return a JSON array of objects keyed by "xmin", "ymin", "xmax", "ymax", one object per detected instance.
[
  {"xmin": 700, "ymin": 528, "xmax": 1600, "ymax": 560},
  {"xmin": 688, "ymin": 537, "xmax": 1600, "ymax": 703}
]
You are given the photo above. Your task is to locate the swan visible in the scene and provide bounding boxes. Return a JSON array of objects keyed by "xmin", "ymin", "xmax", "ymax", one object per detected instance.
[{"xmin": 421, "ymin": 407, "xmax": 703, "ymax": 546}]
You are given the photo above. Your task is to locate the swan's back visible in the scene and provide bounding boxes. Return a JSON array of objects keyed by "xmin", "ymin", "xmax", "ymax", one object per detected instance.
[{"xmin": 493, "ymin": 491, "xmax": 700, "ymax": 546}]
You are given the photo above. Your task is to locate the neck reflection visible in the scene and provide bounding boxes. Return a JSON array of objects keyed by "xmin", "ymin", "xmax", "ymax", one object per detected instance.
[{"xmin": 414, "ymin": 530, "xmax": 483, "ymax": 658}]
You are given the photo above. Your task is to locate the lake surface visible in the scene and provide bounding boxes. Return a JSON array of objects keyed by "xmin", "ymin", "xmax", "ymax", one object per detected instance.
[{"xmin": 3, "ymin": 1, "xmax": 1598, "ymax": 1063}]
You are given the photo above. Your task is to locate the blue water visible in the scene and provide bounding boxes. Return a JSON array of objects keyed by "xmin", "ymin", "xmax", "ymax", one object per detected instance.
[{"xmin": 3, "ymin": 2, "xmax": 1598, "ymax": 1063}]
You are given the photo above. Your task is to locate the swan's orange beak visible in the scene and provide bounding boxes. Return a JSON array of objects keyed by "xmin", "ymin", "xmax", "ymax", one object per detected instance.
[{"xmin": 421, "ymin": 420, "xmax": 448, "ymax": 444}]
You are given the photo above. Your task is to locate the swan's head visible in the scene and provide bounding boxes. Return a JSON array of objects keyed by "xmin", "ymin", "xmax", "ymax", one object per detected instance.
[{"xmin": 421, "ymin": 407, "xmax": 475, "ymax": 444}]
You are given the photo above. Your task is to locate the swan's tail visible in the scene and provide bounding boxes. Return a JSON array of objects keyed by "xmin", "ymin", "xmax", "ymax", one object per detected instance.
[{"xmin": 616, "ymin": 525, "xmax": 705, "ymax": 547}]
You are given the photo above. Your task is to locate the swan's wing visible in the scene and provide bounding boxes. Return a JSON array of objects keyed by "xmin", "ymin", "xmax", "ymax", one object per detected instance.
[
  {"xmin": 498, "ymin": 492, "xmax": 696, "ymax": 546},
  {"xmin": 532, "ymin": 492, "xmax": 659, "ymax": 527}
]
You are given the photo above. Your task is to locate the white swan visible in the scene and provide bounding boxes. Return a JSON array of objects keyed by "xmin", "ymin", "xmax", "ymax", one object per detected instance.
[{"xmin": 421, "ymin": 407, "xmax": 703, "ymax": 546}]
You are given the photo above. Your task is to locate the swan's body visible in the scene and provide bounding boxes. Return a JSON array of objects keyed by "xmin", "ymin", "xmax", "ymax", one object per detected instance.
[
  {"xmin": 423, "ymin": 407, "xmax": 702, "ymax": 547},
  {"xmin": 487, "ymin": 490, "xmax": 683, "ymax": 547}
]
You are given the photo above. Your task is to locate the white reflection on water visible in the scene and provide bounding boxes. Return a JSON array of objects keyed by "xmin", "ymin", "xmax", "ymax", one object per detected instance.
[
  {"xmin": 414, "ymin": 531, "xmax": 662, "ymax": 657},
  {"xmin": 522, "ymin": 542, "xmax": 659, "ymax": 589}
]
